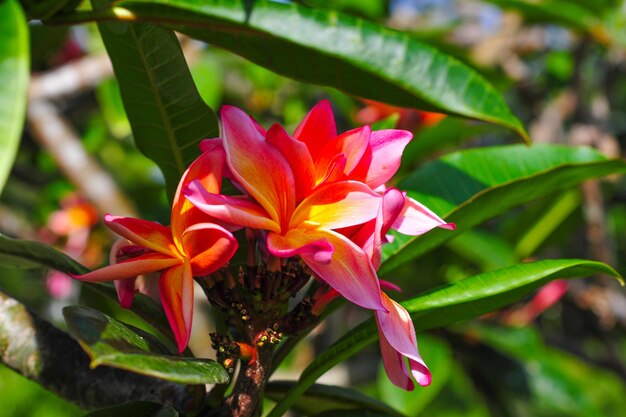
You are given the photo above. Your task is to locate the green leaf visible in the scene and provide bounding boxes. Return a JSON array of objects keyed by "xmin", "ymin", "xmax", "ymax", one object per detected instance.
[
  {"xmin": 83, "ymin": 402, "xmax": 178, "ymax": 417},
  {"xmin": 266, "ymin": 259, "xmax": 622, "ymax": 417},
  {"xmin": 113, "ymin": 0, "xmax": 528, "ymax": 139},
  {"xmin": 380, "ymin": 145, "xmax": 626, "ymax": 275},
  {"xmin": 0, "ymin": 234, "xmax": 89, "ymax": 275},
  {"xmin": 265, "ymin": 381, "xmax": 404, "ymax": 417},
  {"xmin": 313, "ymin": 411, "xmax": 399, "ymax": 417},
  {"xmin": 0, "ymin": 0, "xmax": 28, "ymax": 195},
  {"xmin": 465, "ymin": 325, "xmax": 626, "ymax": 417},
  {"xmin": 63, "ymin": 305, "xmax": 229, "ymax": 385},
  {"xmin": 446, "ymin": 230, "xmax": 518, "ymax": 272},
  {"xmin": 94, "ymin": 2, "xmax": 219, "ymax": 201},
  {"xmin": 20, "ymin": 0, "xmax": 80, "ymax": 20}
]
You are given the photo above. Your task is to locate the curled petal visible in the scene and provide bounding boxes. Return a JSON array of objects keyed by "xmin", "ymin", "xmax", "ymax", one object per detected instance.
[
  {"xmin": 316, "ymin": 126, "xmax": 370, "ymax": 178},
  {"xmin": 376, "ymin": 293, "xmax": 431, "ymax": 389},
  {"xmin": 290, "ymin": 181, "xmax": 381, "ymax": 230},
  {"xmin": 280, "ymin": 228, "xmax": 385, "ymax": 311},
  {"xmin": 184, "ymin": 180, "xmax": 280, "ymax": 232},
  {"xmin": 293, "ymin": 100, "xmax": 337, "ymax": 162},
  {"xmin": 392, "ymin": 196, "xmax": 456, "ymax": 236},
  {"xmin": 182, "ymin": 222, "xmax": 238, "ymax": 276},
  {"xmin": 267, "ymin": 229, "xmax": 334, "ymax": 264},
  {"xmin": 72, "ymin": 253, "xmax": 180, "ymax": 283},
  {"xmin": 114, "ymin": 277, "xmax": 137, "ymax": 309},
  {"xmin": 104, "ymin": 214, "xmax": 177, "ymax": 256},
  {"xmin": 351, "ymin": 130, "xmax": 413, "ymax": 189},
  {"xmin": 221, "ymin": 105, "xmax": 296, "ymax": 224},
  {"xmin": 159, "ymin": 261, "xmax": 194, "ymax": 353}
]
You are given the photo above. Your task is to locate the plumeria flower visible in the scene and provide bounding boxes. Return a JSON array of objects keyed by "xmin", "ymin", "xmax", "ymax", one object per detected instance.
[
  {"xmin": 72, "ymin": 150, "xmax": 238, "ymax": 352},
  {"xmin": 185, "ymin": 106, "xmax": 386, "ymax": 312}
]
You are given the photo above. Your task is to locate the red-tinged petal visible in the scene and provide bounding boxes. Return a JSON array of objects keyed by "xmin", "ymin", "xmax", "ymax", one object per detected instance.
[
  {"xmin": 172, "ymin": 148, "xmax": 226, "ymax": 244},
  {"xmin": 379, "ymin": 327, "xmax": 415, "ymax": 390},
  {"xmin": 316, "ymin": 126, "xmax": 370, "ymax": 178},
  {"xmin": 185, "ymin": 180, "xmax": 280, "ymax": 232},
  {"xmin": 379, "ymin": 280, "xmax": 402, "ymax": 293},
  {"xmin": 287, "ymin": 228, "xmax": 385, "ymax": 311},
  {"xmin": 221, "ymin": 105, "xmax": 295, "ymax": 225},
  {"xmin": 290, "ymin": 181, "xmax": 381, "ymax": 230},
  {"xmin": 72, "ymin": 253, "xmax": 180, "ymax": 283},
  {"xmin": 376, "ymin": 293, "xmax": 431, "ymax": 388},
  {"xmin": 115, "ymin": 277, "xmax": 137, "ymax": 308},
  {"xmin": 315, "ymin": 153, "xmax": 347, "ymax": 186},
  {"xmin": 266, "ymin": 123, "xmax": 315, "ymax": 201},
  {"xmin": 159, "ymin": 261, "xmax": 194, "ymax": 353},
  {"xmin": 104, "ymin": 214, "xmax": 177, "ymax": 256},
  {"xmin": 392, "ymin": 196, "xmax": 456, "ymax": 236},
  {"xmin": 293, "ymin": 100, "xmax": 337, "ymax": 162},
  {"xmin": 182, "ymin": 222, "xmax": 238, "ymax": 276},
  {"xmin": 351, "ymin": 130, "xmax": 413, "ymax": 189},
  {"xmin": 267, "ymin": 229, "xmax": 334, "ymax": 264}
]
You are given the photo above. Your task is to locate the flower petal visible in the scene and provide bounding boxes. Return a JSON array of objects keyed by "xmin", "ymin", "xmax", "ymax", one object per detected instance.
[
  {"xmin": 72, "ymin": 253, "xmax": 180, "ymax": 282},
  {"xmin": 114, "ymin": 277, "xmax": 137, "ymax": 309},
  {"xmin": 351, "ymin": 129, "xmax": 413, "ymax": 189},
  {"xmin": 104, "ymin": 214, "xmax": 177, "ymax": 256},
  {"xmin": 267, "ymin": 229, "xmax": 333, "ymax": 264},
  {"xmin": 392, "ymin": 195, "xmax": 456, "ymax": 236},
  {"xmin": 376, "ymin": 293, "xmax": 431, "ymax": 388},
  {"xmin": 184, "ymin": 180, "xmax": 280, "ymax": 232},
  {"xmin": 159, "ymin": 261, "xmax": 194, "ymax": 353},
  {"xmin": 290, "ymin": 181, "xmax": 381, "ymax": 230},
  {"xmin": 221, "ymin": 105, "xmax": 296, "ymax": 225},
  {"xmin": 266, "ymin": 123, "xmax": 315, "ymax": 201},
  {"xmin": 182, "ymin": 222, "xmax": 238, "ymax": 275},
  {"xmin": 273, "ymin": 228, "xmax": 385, "ymax": 311},
  {"xmin": 315, "ymin": 126, "xmax": 370, "ymax": 179},
  {"xmin": 293, "ymin": 100, "xmax": 337, "ymax": 162}
]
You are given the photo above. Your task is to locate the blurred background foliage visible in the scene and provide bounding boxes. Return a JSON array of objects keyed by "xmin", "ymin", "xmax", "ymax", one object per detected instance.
[{"xmin": 2, "ymin": 0, "xmax": 626, "ymax": 415}]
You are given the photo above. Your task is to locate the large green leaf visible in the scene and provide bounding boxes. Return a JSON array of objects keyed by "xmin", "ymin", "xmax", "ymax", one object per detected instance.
[
  {"xmin": 380, "ymin": 145, "xmax": 626, "ymax": 275},
  {"xmin": 0, "ymin": 0, "xmax": 28, "ymax": 195},
  {"xmin": 265, "ymin": 381, "xmax": 404, "ymax": 417},
  {"xmin": 64, "ymin": 305, "xmax": 229, "ymax": 384},
  {"xmin": 266, "ymin": 259, "xmax": 622, "ymax": 417},
  {"xmin": 109, "ymin": 0, "xmax": 527, "ymax": 139},
  {"xmin": 94, "ymin": 0, "xmax": 219, "ymax": 201}
]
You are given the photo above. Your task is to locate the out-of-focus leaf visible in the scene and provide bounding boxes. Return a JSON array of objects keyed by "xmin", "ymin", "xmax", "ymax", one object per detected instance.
[
  {"xmin": 446, "ymin": 230, "xmax": 518, "ymax": 272},
  {"xmin": 313, "ymin": 411, "xmax": 399, "ymax": 417},
  {"xmin": 96, "ymin": 79, "xmax": 131, "ymax": 138},
  {"xmin": 83, "ymin": 402, "xmax": 177, "ymax": 417},
  {"xmin": 265, "ymin": 381, "xmax": 403, "ymax": 417},
  {"xmin": 266, "ymin": 259, "xmax": 622, "ymax": 416},
  {"xmin": 114, "ymin": 0, "xmax": 528, "ymax": 139},
  {"xmin": 381, "ymin": 145, "xmax": 626, "ymax": 275},
  {"xmin": 376, "ymin": 335, "xmax": 452, "ymax": 416},
  {"xmin": 94, "ymin": 0, "xmax": 219, "ymax": 201},
  {"xmin": 63, "ymin": 305, "xmax": 229, "ymax": 384},
  {"xmin": 20, "ymin": 0, "xmax": 79, "ymax": 20},
  {"xmin": 190, "ymin": 52, "xmax": 223, "ymax": 110},
  {"xmin": 0, "ymin": 0, "xmax": 28, "ymax": 195},
  {"xmin": 465, "ymin": 325, "xmax": 626, "ymax": 417}
]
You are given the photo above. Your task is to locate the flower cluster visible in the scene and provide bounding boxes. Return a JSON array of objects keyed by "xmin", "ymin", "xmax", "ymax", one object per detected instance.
[{"xmin": 74, "ymin": 101, "xmax": 454, "ymax": 390}]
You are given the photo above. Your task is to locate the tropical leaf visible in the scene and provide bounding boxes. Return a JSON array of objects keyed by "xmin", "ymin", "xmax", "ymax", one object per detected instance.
[
  {"xmin": 266, "ymin": 259, "xmax": 622, "ymax": 416},
  {"xmin": 0, "ymin": 0, "xmax": 29, "ymax": 195}
]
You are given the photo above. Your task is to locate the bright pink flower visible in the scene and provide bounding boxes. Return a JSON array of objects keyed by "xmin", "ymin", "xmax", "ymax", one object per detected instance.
[
  {"xmin": 185, "ymin": 106, "xmax": 386, "ymax": 311},
  {"xmin": 73, "ymin": 150, "xmax": 238, "ymax": 352}
]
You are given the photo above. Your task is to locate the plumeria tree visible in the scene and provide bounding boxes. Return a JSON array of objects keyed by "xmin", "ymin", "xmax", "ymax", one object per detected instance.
[{"xmin": 2, "ymin": 1, "xmax": 626, "ymax": 416}]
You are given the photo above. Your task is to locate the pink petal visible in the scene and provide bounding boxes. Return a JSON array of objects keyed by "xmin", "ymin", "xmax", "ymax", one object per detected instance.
[
  {"xmin": 376, "ymin": 293, "xmax": 431, "ymax": 388},
  {"xmin": 159, "ymin": 261, "xmax": 194, "ymax": 353},
  {"xmin": 72, "ymin": 253, "xmax": 180, "ymax": 283},
  {"xmin": 315, "ymin": 126, "xmax": 370, "ymax": 179},
  {"xmin": 290, "ymin": 181, "xmax": 381, "ymax": 230},
  {"xmin": 184, "ymin": 180, "xmax": 280, "ymax": 232},
  {"xmin": 266, "ymin": 123, "xmax": 316, "ymax": 201},
  {"xmin": 267, "ymin": 229, "xmax": 334, "ymax": 264},
  {"xmin": 182, "ymin": 222, "xmax": 238, "ymax": 276},
  {"xmin": 293, "ymin": 100, "xmax": 337, "ymax": 162},
  {"xmin": 104, "ymin": 215, "xmax": 177, "ymax": 256},
  {"xmin": 115, "ymin": 277, "xmax": 137, "ymax": 308},
  {"xmin": 221, "ymin": 105, "xmax": 296, "ymax": 225},
  {"xmin": 392, "ymin": 195, "xmax": 455, "ymax": 236},
  {"xmin": 351, "ymin": 130, "xmax": 413, "ymax": 189}
]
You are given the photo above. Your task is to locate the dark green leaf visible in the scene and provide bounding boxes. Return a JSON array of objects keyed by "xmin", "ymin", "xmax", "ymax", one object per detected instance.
[
  {"xmin": 381, "ymin": 145, "xmax": 626, "ymax": 275},
  {"xmin": 83, "ymin": 402, "xmax": 178, "ymax": 417},
  {"xmin": 20, "ymin": 0, "xmax": 80, "ymax": 20},
  {"xmin": 266, "ymin": 259, "xmax": 622, "ymax": 416},
  {"xmin": 63, "ymin": 305, "xmax": 229, "ymax": 384},
  {"xmin": 265, "ymin": 381, "xmax": 404, "ymax": 417},
  {"xmin": 0, "ymin": 0, "xmax": 28, "ymax": 195},
  {"xmin": 114, "ymin": 0, "xmax": 528, "ymax": 139},
  {"xmin": 313, "ymin": 410, "xmax": 401, "ymax": 417},
  {"xmin": 94, "ymin": 1, "xmax": 219, "ymax": 201}
]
